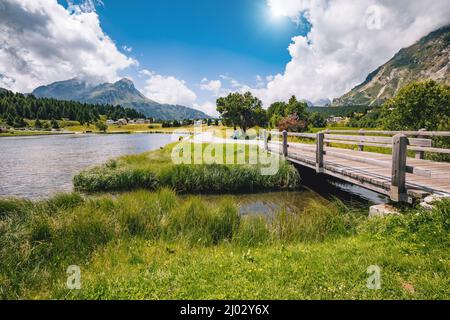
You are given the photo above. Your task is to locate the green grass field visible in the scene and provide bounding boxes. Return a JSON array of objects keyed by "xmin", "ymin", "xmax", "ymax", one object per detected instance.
[{"xmin": 0, "ymin": 190, "xmax": 448, "ymax": 300}]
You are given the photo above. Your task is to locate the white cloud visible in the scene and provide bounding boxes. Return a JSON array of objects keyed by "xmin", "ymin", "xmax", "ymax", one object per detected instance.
[
  {"xmin": 200, "ymin": 79, "xmax": 222, "ymax": 96},
  {"xmin": 0, "ymin": 0, "xmax": 136, "ymax": 92},
  {"xmin": 141, "ymin": 70, "xmax": 197, "ymax": 106},
  {"xmin": 261, "ymin": 0, "xmax": 450, "ymax": 105},
  {"xmin": 194, "ymin": 101, "xmax": 218, "ymax": 117},
  {"xmin": 139, "ymin": 69, "xmax": 153, "ymax": 77},
  {"xmin": 219, "ymin": 74, "xmax": 253, "ymax": 94},
  {"xmin": 122, "ymin": 45, "xmax": 133, "ymax": 53}
]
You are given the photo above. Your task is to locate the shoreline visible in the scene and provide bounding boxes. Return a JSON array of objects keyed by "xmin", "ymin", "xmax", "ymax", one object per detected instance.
[{"xmin": 0, "ymin": 130, "xmax": 192, "ymax": 138}]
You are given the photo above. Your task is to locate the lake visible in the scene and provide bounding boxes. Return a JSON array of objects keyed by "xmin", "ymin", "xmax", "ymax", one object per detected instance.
[{"xmin": 0, "ymin": 133, "xmax": 183, "ymax": 199}]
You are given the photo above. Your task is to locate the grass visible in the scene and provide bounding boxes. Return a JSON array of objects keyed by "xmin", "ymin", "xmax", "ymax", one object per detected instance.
[
  {"xmin": 0, "ymin": 191, "xmax": 448, "ymax": 300},
  {"xmin": 74, "ymin": 142, "xmax": 301, "ymax": 193}
]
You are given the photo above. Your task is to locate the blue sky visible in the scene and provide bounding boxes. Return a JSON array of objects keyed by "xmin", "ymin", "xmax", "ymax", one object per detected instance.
[
  {"xmin": 59, "ymin": 0, "xmax": 309, "ymax": 111},
  {"xmin": 97, "ymin": 0, "xmax": 307, "ymax": 104},
  {"xmin": 2, "ymin": 1, "xmax": 448, "ymax": 115}
]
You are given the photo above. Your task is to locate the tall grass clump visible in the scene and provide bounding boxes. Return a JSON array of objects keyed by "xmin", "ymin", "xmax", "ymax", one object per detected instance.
[
  {"xmin": 73, "ymin": 143, "xmax": 301, "ymax": 194},
  {"xmin": 74, "ymin": 167, "xmax": 158, "ymax": 192},
  {"xmin": 362, "ymin": 199, "xmax": 450, "ymax": 249},
  {"xmin": 233, "ymin": 216, "xmax": 271, "ymax": 247},
  {"xmin": 163, "ymin": 197, "xmax": 241, "ymax": 245},
  {"xmin": 272, "ymin": 199, "xmax": 362, "ymax": 243},
  {"xmin": 115, "ymin": 189, "xmax": 178, "ymax": 238},
  {"xmin": 159, "ymin": 162, "xmax": 300, "ymax": 194}
]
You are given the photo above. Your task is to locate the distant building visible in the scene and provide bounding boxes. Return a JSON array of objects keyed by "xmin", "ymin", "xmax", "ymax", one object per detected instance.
[
  {"xmin": 106, "ymin": 120, "xmax": 115, "ymax": 125},
  {"xmin": 117, "ymin": 119, "xmax": 128, "ymax": 125},
  {"xmin": 327, "ymin": 116, "xmax": 344, "ymax": 124},
  {"xmin": 134, "ymin": 119, "xmax": 150, "ymax": 124}
]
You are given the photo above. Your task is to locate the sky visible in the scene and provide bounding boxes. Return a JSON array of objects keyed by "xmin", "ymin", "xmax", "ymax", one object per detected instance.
[{"xmin": 0, "ymin": 0, "xmax": 449, "ymax": 116}]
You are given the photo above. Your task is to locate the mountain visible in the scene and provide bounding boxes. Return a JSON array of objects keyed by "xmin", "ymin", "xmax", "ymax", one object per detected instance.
[
  {"xmin": 32, "ymin": 78, "xmax": 210, "ymax": 120},
  {"xmin": 32, "ymin": 78, "xmax": 93, "ymax": 102},
  {"xmin": 333, "ymin": 26, "xmax": 450, "ymax": 106},
  {"xmin": 313, "ymin": 98, "xmax": 332, "ymax": 107}
]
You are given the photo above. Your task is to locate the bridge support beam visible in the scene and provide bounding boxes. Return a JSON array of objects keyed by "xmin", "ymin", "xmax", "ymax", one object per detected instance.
[
  {"xmin": 316, "ymin": 132, "xmax": 324, "ymax": 173},
  {"xmin": 390, "ymin": 134, "xmax": 409, "ymax": 202}
]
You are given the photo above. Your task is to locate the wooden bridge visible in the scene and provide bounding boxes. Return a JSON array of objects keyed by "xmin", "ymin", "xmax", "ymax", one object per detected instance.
[{"xmin": 263, "ymin": 130, "xmax": 450, "ymax": 203}]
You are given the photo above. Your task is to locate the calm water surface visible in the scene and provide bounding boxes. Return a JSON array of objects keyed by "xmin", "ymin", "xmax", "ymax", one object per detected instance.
[
  {"xmin": 202, "ymin": 190, "xmax": 330, "ymax": 217},
  {"xmin": 0, "ymin": 133, "xmax": 182, "ymax": 199}
]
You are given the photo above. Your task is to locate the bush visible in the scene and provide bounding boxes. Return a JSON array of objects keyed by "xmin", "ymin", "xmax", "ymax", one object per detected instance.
[{"xmin": 380, "ymin": 81, "xmax": 450, "ymax": 131}]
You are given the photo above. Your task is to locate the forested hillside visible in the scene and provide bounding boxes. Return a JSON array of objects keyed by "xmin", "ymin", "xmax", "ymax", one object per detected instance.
[{"xmin": 0, "ymin": 89, "xmax": 145, "ymax": 127}]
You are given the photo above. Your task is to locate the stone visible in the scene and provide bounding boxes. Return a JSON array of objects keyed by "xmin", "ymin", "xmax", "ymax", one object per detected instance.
[
  {"xmin": 369, "ymin": 204, "xmax": 400, "ymax": 218},
  {"xmin": 419, "ymin": 202, "xmax": 435, "ymax": 211},
  {"xmin": 420, "ymin": 194, "xmax": 449, "ymax": 211},
  {"xmin": 423, "ymin": 194, "xmax": 448, "ymax": 204}
]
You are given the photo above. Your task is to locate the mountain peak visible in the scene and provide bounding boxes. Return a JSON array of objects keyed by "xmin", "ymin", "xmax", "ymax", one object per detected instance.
[
  {"xmin": 31, "ymin": 78, "xmax": 210, "ymax": 120},
  {"xmin": 333, "ymin": 26, "xmax": 450, "ymax": 106},
  {"xmin": 114, "ymin": 78, "xmax": 135, "ymax": 89}
]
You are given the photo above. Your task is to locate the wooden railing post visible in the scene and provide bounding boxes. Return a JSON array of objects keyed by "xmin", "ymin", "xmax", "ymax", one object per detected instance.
[
  {"xmin": 390, "ymin": 134, "xmax": 409, "ymax": 202},
  {"xmin": 282, "ymin": 130, "xmax": 288, "ymax": 157},
  {"xmin": 415, "ymin": 129, "xmax": 427, "ymax": 159},
  {"xmin": 358, "ymin": 129, "xmax": 365, "ymax": 152},
  {"xmin": 325, "ymin": 129, "xmax": 330, "ymax": 147},
  {"xmin": 316, "ymin": 132, "xmax": 324, "ymax": 173}
]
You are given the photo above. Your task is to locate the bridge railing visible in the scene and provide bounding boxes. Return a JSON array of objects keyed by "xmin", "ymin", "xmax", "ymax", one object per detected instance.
[{"xmin": 264, "ymin": 129, "xmax": 450, "ymax": 202}]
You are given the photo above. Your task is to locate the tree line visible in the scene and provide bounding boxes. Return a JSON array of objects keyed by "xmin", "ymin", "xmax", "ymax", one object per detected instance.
[
  {"xmin": 216, "ymin": 80, "xmax": 449, "ymax": 134},
  {"xmin": 0, "ymin": 90, "xmax": 145, "ymax": 127},
  {"xmin": 216, "ymin": 92, "xmax": 327, "ymax": 133}
]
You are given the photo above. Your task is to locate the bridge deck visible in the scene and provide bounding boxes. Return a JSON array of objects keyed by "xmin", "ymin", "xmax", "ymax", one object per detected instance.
[{"xmin": 269, "ymin": 142, "xmax": 450, "ymax": 199}]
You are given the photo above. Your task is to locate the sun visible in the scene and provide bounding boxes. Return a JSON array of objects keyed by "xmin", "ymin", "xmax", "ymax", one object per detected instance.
[{"xmin": 269, "ymin": 4, "xmax": 284, "ymax": 19}]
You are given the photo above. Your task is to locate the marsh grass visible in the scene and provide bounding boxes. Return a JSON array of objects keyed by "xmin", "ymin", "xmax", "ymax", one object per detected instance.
[
  {"xmin": 74, "ymin": 143, "xmax": 301, "ymax": 194},
  {"xmin": 0, "ymin": 192, "xmax": 448, "ymax": 299}
]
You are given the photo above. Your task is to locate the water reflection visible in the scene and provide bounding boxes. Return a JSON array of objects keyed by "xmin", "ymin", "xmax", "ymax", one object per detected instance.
[
  {"xmin": 200, "ymin": 189, "xmax": 332, "ymax": 217},
  {"xmin": 0, "ymin": 134, "xmax": 181, "ymax": 199}
]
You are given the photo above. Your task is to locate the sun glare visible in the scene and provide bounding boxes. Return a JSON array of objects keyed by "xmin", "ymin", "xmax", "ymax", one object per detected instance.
[{"xmin": 269, "ymin": 4, "xmax": 284, "ymax": 19}]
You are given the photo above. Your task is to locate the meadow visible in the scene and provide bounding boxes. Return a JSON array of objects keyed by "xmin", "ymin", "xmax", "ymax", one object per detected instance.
[
  {"xmin": 2, "ymin": 127, "xmax": 448, "ymax": 300},
  {"xmin": 0, "ymin": 190, "xmax": 448, "ymax": 299}
]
